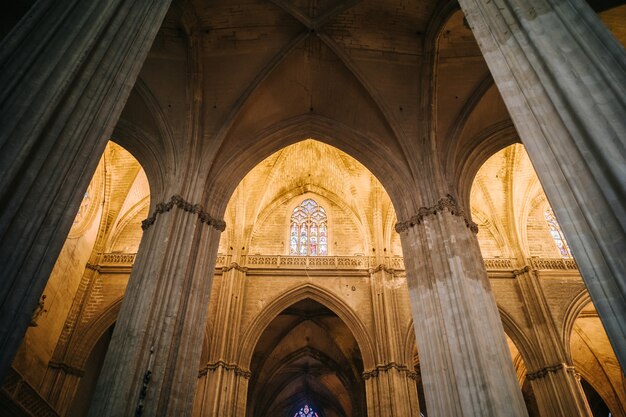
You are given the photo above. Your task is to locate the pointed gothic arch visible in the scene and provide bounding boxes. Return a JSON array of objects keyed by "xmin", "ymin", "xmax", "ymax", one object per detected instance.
[{"xmin": 238, "ymin": 283, "xmax": 375, "ymax": 371}]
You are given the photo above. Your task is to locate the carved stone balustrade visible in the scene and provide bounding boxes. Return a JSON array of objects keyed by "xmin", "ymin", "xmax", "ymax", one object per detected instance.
[
  {"xmin": 93, "ymin": 254, "xmax": 579, "ymax": 275},
  {"xmin": 528, "ymin": 258, "xmax": 578, "ymax": 271}
]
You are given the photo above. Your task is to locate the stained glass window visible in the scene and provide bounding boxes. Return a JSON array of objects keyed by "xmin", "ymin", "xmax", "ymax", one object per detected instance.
[
  {"xmin": 544, "ymin": 207, "xmax": 571, "ymax": 258},
  {"xmin": 73, "ymin": 187, "xmax": 92, "ymax": 225},
  {"xmin": 293, "ymin": 404, "xmax": 319, "ymax": 417},
  {"xmin": 289, "ymin": 199, "xmax": 328, "ymax": 256}
]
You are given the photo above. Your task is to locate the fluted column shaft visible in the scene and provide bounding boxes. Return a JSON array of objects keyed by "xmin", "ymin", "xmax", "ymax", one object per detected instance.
[
  {"xmin": 0, "ymin": 0, "xmax": 171, "ymax": 378},
  {"xmin": 194, "ymin": 265, "xmax": 249, "ymax": 417},
  {"xmin": 515, "ymin": 269, "xmax": 592, "ymax": 417},
  {"xmin": 398, "ymin": 199, "xmax": 528, "ymax": 417},
  {"xmin": 458, "ymin": 0, "xmax": 626, "ymax": 367},
  {"xmin": 364, "ymin": 368, "xmax": 421, "ymax": 417},
  {"xmin": 366, "ymin": 267, "xmax": 421, "ymax": 417},
  {"xmin": 88, "ymin": 197, "xmax": 224, "ymax": 417}
]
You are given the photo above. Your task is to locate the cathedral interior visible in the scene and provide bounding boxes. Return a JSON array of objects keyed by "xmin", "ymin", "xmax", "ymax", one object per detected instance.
[{"xmin": 0, "ymin": 1, "xmax": 625, "ymax": 417}]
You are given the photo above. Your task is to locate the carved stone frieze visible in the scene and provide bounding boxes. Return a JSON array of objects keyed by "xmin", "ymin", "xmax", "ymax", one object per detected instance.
[
  {"xmin": 395, "ymin": 194, "xmax": 478, "ymax": 234},
  {"xmin": 141, "ymin": 195, "xmax": 226, "ymax": 232}
]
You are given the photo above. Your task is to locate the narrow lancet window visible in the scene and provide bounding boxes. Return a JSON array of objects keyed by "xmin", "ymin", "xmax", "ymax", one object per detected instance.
[
  {"xmin": 544, "ymin": 207, "xmax": 571, "ymax": 258},
  {"xmin": 289, "ymin": 198, "xmax": 328, "ymax": 256}
]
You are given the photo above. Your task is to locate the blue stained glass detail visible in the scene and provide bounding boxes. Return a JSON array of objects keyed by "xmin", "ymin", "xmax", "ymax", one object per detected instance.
[
  {"xmin": 294, "ymin": 404, "xmax": 319, "ymax": 417},
  {"xmin": 544, "ymin": 208, "xmax": 571, "ymax": 258}
]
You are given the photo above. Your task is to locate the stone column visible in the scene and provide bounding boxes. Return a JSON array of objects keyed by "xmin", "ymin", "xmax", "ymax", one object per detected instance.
[
  {"xmin": 0, "ymin": 0, "xmax": 171, "ymax": 379},
  {"xmin": 39, "ymin": 262, "xmax": 102, "ymax": 415},
  {"xmin": 366, "ymin": 265, "xmax": 421, "ymax": 417},
  {"xmin": 194, "ymin": 363, "xmax": 250, "ymax": 417},
  {"xmin": 194, "ymin": 263, "xmax": 249, "ymax": 417},
  {"xmin": 363, "ymin": 366, "xmax": 421, "ymax": 417},
  {"xmin": 87, "ymin": 196, "xmax": 225, "ymax": 417},
  {"xmin": 458, "ymin": 0, "xmax": 626, "ymax": 367},
  {"xmin": 397, "ymin": 195, "xmax": 528, "ymax": 417},
  {"xmin": 526, "ymin": 364, "xmax": 592, "ymax": 417},
  {"xmin": 514, "ymin": 267, "xmax": 592, "ymax": 417}
]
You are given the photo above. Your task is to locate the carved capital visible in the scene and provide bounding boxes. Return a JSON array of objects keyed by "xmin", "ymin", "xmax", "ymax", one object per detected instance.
[
  {"xmin": 395, "ymin": 194, "xmax": 478, "ymax": 234},
  {"xmin": 512, "ymin": 265, "xmax": 531, "ymax": 276},
  {"xmin": 222, "ymin": 262, "xmax": 248, "ymax": 273},
  {"xmin": 362, "ymin": 362, "xmax": 417, "ymax": 380},
  {"xmin": 85, "ymin": 262, "xmax": 101, "ymax": 272},
  {"xmin": 198, "ymin": 360, "xmax": 251, "ymax": 379},
  {"xmin": 47, "ymin": 361, "xmax": 85, "ymax": 377},
  {"xmin": 368, "ymin": 264, "xmax": 395, "ymax": 275},
  {"xmin": 526, "ymin": 363, "xmax": 574, "ymax": 381},
  {"xmin": 141, "ymin": 195, "xmax": 226, "ymax": 232}
]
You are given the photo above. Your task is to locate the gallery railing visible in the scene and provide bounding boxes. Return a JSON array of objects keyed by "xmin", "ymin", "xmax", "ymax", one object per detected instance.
[{"xmin": 98, "ymin": 253, "xmax": 577, "ymax": 273}]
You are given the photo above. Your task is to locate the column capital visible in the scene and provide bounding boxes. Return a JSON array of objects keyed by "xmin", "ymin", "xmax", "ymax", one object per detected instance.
[
  {"xmin": 395, "ymin": 194, "xmax": 478, "ymax": 234},
  {"xmin": 141, "ymin": 195, "xmax": 226, "ymax": 232},
  {"xmin": 47, "ymin": 360, "xmax": 85, "ymax": 377},
  {"xmin": 198, "ymin": 360, "xmax": 251, "ymax": 380},
  {"xmin": 222, "ymin": 262, "xmax": 248, "ymax": 273},
  {"xmin": 526, "ymin": 362, "xmax": 575, "ymax": 381},
  {"xmin": 362, "ymin": 362, "xmax": 417, "ymax": 380}
]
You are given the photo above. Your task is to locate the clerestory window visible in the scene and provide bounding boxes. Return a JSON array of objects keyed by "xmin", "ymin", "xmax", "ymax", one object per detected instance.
[
  {"xmin": 544, "ymin": 207, "xmax": 572, "ymax": 258},
  {"xmin": 289, "ymin": 198, "xmax": 328, "ymax": 256}
]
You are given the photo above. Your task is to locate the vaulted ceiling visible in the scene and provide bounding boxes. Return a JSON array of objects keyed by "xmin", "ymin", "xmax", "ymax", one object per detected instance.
[{"xmin": 247, "ymin": 299, "xmax": 365, "ymax": 417}]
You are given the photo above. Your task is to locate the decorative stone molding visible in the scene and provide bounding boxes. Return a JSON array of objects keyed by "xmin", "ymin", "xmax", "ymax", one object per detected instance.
[
  {"xmin": 141, "ymin": 195, "xmax": 226, "ymax": 232},
  {"xmin": 87, "ymin": 253, "xmax": 579, "ymax": 277},
  {"xmin": 526, "ymin": 363, "xmax": 575, "ymax": 381},
  {"xmin": 483, "ymin": 258, "xmax": 514, "ymax": 270},
  {"xmin": 85, "ymin": 262, "xmax": 101, "ymax": 272},
  {"xmin": 362, "ymin": 362, "xmax": 417, "ymax": 380},
  {"xmin": 512, "ymin": 265, "xmax": 530, "ymax": 276},
  {"xmin": 198, "ymin": 360, "xmax": 251, "ymax": 379},
  {"xmin": 222, "ymin": 262, "xmax": 248, "ymax": 273},
  {"xmin": 528, "ymin": 258, "xmax": 578, "ymax": 271},
  {"xmin": 245, "ymin": 255, "xmax": 374, "ymax": 269},
  {"xmin": 368, "ymin": 264, "xmax": 395, "ymax": 275},
  {"xmin": 395, "ymin": 194, "xmax": 478, "ymax": 234},
  {"xmin": 101, "ymin": 253, "xmax": 137, "ymax": 264},
  {"xmin": 48, "ymin": 361, "xmax": 85, "ymax": 377}
]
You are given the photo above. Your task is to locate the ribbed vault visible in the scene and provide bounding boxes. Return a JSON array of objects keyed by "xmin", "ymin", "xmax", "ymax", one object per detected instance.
[{"xmin": 247, "ymin": 299, "xmax": 365, "ymax": 417}]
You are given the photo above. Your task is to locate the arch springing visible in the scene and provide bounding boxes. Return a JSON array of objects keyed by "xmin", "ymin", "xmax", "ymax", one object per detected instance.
[
  {"xmin": 289, "ymin": 199, "xmax": 328, "ymax": 256},
  {"xmin": 544, "ymin": 207, "xmax": 571, "ymax": 258}
]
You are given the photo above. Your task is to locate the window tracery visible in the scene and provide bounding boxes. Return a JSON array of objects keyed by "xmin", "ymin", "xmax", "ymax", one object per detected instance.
[
  {"xmin": 289, "ymin": 198, "xmax": 328, "ymax": 256},
  {"xmin": 544, "ymin": 207, "xmax": 571, "ymax": 258},
  {"xmin": 294, "ymin": 404, "xmax": 319, "ymax": 417}
]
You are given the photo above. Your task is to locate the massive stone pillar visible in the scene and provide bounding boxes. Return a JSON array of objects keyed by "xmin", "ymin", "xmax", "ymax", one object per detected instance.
[
  {"xmin": 458, "ymin": 0, "xmax": 626, "ymax": 367},
  {"xmin": 87, "ymin": 195, "xmax": 225, "ymax": 417},
  {"xmin": 0, "ymin": 0, "xmax": 171, "ymax": 378},
  {"xmin": 397, "ymin": 196, "xmax": 528, "ymax": 417},
  {"xmin": 514, "ymin": 267, "xmax": 592, "ymax": 417}
]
